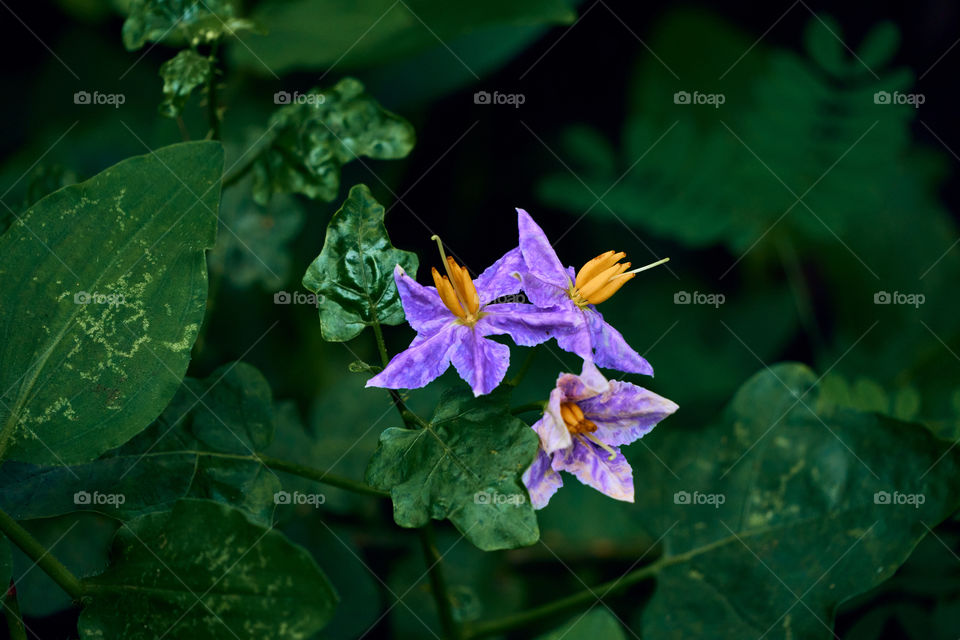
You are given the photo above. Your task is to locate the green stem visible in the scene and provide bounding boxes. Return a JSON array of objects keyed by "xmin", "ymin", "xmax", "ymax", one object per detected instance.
[
  {"xmin": 511, "ymin": 401, "xmax": 546, "ymax": 416},
  {"xmin": 221, "ymin": 153, "xmax": 257, "ymax": 189},
  {"xmin": 4, "ymin": 584, "xmax": 27, "ymax": 640},
  {"xmin": 207, "ymin": 43, "xmax": 221, "ymax": 141},
  {"xmin": 464, "ymin": 559, "xmax": 661, "ymax": 638},
  {"xmin": 252, "ymin": 453, "xmax": 388, "ymax": 498},
  {"xmin": 371, "ymin": 312, "xmax": 414, "ymax": 424},
  {"xmin": 419, "ymin": 523, "xmax": 461, "ymax": 640},
  {"xmin": 0, "ymin": 509, "xmax": 83, "ymax": 601},
  {"xmin": 776, "ymin": 236, "xmax": 823, "ymax": 354}
]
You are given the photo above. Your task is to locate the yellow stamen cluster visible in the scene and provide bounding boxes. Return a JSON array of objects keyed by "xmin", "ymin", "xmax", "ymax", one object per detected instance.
[
  {"xmin": 430, "ymin": 235, "xmax": 481, "ymax": 326},
  {"xmin": 567, "ymin": 251, "xmax": 670, "ymax": 308},
  {"xmin": 560, "ymin": 402, "xmax": 597, "ymax": 435},
  {"xmin": 571, "ymin": 250, "xmax": 634, "ymax": 306}
]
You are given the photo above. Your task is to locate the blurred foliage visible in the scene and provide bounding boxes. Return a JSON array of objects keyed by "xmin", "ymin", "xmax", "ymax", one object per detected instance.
[
  {"xmin": 158, "ymin": 49, "xmax": 212, "ymax": 118},
  {"xmin": 122, "ymin": 0, "xmax": 257, "ymax": 50}
]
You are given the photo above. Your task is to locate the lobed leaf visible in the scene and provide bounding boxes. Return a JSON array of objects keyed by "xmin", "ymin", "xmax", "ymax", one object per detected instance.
[
  {"xmin": 302, "ymin": 184, "xmax": 418, "ymax": 342},
  {"xmin": 366, "ymin": 387, "xmax": 540, "ymax": 551},
  {"xmin": 252, "ymin": 78, "xmax": 414, "ymax": 204},
  {"xmin": 123, "ymin": 0, "xmax": 256, "ymax": 51}
]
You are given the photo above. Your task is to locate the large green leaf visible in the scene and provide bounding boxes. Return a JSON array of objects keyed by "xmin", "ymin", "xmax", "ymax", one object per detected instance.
[
  {"xmin": 79, "ymin": 499, "xmax": 338, "ymax": 639},
  {"xmin": 123, "ymin": 0, "xmax": 256, "ymax": 50},
  {"xmin": 0, "ymin": 361, "xmax": 279, "ymax": 522},
  {"xmin": 0, "ymin": 456, "xmax": 194, "ymax": 521},
  {"xmin": 230, "ymin": 0, "xmax": 575, "ymax": 73},
  {"xmin": 366, "ymin": 387, "xmax": 540, "ymax": 551},
  {"xmin": 302, "ymin": 184, "xmax": 418, "ymax": 342},
  {"xmin": 118, "ymin": 362, "xmax": 280, "ymax": 524},
  {"xmin": 252, "ymin": 78, "xmax": 414, "ymax": 204},
  {"xmin": 632, "ymin": 364, "xmax": 960, "ymax": 639},
  {"xmin": 0, "ymin": 141, "xmax": 222, "ymax": 465}
]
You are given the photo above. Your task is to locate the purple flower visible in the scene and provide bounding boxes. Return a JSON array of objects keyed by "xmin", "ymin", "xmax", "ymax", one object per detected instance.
[
  {"xmin": 367, "ymin": 243, "xmax": 574, "ymax": 397},
  {"xmin": 516, "ymin": 209, "xmax": 668, "ymax": 375},
  {"xmin": 522, "ymin": 360, "xmax": 678, "ymax": 509}
]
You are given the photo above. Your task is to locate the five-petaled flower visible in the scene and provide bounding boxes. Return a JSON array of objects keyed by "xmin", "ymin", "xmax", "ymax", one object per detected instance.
[
  {"xmin": 366, "ymin": 237, "xmax": 574, "ymax": 397},
  {"xmin": 516, "ymin": 209, "xmax": 669, "ymax": 375},
  {"xmin": 522, "ymin": 360, "xmax": 678, "ymax": 509}
]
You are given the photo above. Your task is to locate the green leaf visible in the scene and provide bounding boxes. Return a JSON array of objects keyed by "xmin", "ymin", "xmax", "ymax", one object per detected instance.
[
  {"xmin": 366, "ymin": 387, "xmax": 540, "ymax": 551},
  {"xmin": 0, "ymin": 141, "xmax": 222, "ymax": 465},
  {"xmin": 252, "ymin": 78, "xmax": 415, "ymax": 204},
  {"xmin": 0, "ymin": 456, "xmax": 194, "ymax": 521},
  {"xmin": 79, "ymin": 499, "xmax": 338, "ymax": 639},
  {"xmin": 122, "ymin": 0, "xmax": 256, "ymax": 51},
  {"xmin": 119, "ymin": 362, "xmax": 280, "ymax": 524},
  {"xmin": 302, "ymin": 184, "xmax": 418, "ymax": 342},
  {"xmin": 158, "ymin": 50, "xmax": 212, "ymax": 119},
  {"xmin": 230, "ymin": 0, "xmax": 575, "ymax": 73},
  {"xmin": 632, "ymin": 364, "xmax": 960, "ymax": 639},
  {"xmin": 536, "ymin": 609, "xmax": 627, "ymax": 640},
  {"xmin": 857, "ymin": 21, "xmax": 900, "ymax": 67}
]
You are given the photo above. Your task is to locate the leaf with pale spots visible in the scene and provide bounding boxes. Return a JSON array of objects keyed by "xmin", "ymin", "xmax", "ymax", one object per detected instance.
[
  {"xmin": 122, "ymin": 0, "xmax": 257, "ymax": 51},
  {"xmin": 78, "ymin": 499, "xmax": 337, "ymax": 639},
  {"xmin": 630, "ymin": 364, "xmax": 960, "ymax": 639},
  {"xmin": 252, "ymin": 78, "xmax": 414, "ymax": 205},
  {"xmin": 302, "ymin": 184, "xmax": 418, "ymax": 342},
  {"xmin": 0, "ymin": 141, "xmax": 222, "ymax": 465},
  {"xmin": 365, "ymin": 387, "xmax": 540, "ymax": 551},
  {"xmin": 158, "ymin": 49, "xmax": 212, "ymax": 119}
]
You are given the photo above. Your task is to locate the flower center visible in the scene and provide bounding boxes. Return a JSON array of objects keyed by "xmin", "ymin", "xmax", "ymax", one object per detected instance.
[
  {"xmin": 430, "ymin": 235, "xmax": 482, "ymax": 326},
  {"xmin": 567, "ymin": 251, "xmax": 670, "ymax": 308},
  {"xmin": 560, "ymin": 401, "xmax": 596, "ymax": 434},
  {"xmin": 560, "ymin": 401, "xmax": 617, "ymax": 460}
]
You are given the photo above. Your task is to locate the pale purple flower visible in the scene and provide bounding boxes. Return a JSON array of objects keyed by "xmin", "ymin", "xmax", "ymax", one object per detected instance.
[
  {"xmin": 516, "ymin": 208, "xmax": 665, "ymax": 375},
  {"xmin": 367, "ymin": 247, "xmax": 573, "ymax": 397},
  {"xmin": 522, "ymin": 360, "xmax": 678, "ymax": 509}
]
